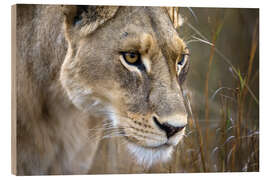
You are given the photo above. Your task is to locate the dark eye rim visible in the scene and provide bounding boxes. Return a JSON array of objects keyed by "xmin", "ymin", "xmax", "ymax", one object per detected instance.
[
  {"xmin": 178, "ymin": 53, "xmax": 189, "ymax": 66},
  {"xmin": 178, "ymin": 47, "xmax": 190, "ymax": 66},
  {"xmin": 120, "ymin": 51, "xmax": 145, "ymax": 71},
  {"xmin": 176, "ymin": 47, "xmax": 190, "ymax": 84}
]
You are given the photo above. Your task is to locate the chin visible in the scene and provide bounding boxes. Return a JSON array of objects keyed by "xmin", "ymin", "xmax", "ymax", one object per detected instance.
[{"xmin": 126, "ymin": 142, "xmax": 174, "ymax": 168}]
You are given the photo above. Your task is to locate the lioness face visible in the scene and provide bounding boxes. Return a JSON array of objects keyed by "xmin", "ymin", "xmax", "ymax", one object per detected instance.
[{"xmin": 60, "ymin": 6, "xmax": 190, "ymax": 167}]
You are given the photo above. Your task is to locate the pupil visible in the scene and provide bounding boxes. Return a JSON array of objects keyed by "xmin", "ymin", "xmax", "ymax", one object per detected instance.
[
  {"xmin": 129, "ymin": 53, "xmax": 136, "ymax": 58},
  {"xmin": 179, "ymin": 55, "xmax": 185, "ymax": 65}
]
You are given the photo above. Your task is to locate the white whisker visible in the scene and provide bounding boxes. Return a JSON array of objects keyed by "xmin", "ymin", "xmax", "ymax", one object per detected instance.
[{"xmin": 191, "ymin": 35, "xmax": 214, "ymax": 46}]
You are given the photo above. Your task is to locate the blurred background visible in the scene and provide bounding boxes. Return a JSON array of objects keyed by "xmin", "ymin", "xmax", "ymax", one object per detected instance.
[
  {"xmin": 172, "ymin": 7, "xmax": 259, "ymax": 172},
  {"xmin": 91, "ymin": 7, "xmax": 259, "ymax": 173}
]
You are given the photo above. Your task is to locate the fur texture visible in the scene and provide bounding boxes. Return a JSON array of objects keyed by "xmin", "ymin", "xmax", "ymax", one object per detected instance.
[{"xmin": 15, "ymin": 5, "xmax": 190, "ymax": 175}]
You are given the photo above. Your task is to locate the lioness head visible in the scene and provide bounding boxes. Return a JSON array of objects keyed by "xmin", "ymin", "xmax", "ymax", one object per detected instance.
[{"xmin": 60, "ymin": 6, "xmax": 190, "ymax": 167}]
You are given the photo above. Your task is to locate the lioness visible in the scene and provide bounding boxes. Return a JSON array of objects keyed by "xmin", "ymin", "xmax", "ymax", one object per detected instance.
[{"xmin": 12, "ymin": 4, "xmax": 190, "ymax": 175}]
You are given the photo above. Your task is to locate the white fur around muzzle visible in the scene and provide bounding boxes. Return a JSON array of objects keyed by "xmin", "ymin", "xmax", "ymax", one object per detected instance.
[{"xmin": 126, "ymin": 142, "xmax": 174, "ymax": 168}]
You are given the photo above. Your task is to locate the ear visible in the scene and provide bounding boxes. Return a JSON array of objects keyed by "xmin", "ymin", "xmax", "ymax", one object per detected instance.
[{"xmin": 61, "ymin": 5, "xmax": 119, "ymax": 45}]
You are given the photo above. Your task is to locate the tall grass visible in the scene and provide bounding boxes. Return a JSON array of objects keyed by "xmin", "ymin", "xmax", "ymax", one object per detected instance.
[{"xmin": 169, "ymin": 7, "xmax": 259, "ymax": 172}]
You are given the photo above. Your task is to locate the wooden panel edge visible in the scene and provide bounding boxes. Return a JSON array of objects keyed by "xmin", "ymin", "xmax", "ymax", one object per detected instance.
[{"xmin": 11, "ymin": 4, "xmax": 17, "ymax": 175}]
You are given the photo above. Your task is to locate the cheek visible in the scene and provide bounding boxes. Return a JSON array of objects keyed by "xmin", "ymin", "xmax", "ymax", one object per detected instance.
[
  {"xmin": 116, "ymin": 72, "xmax": 152, "ymax": 114},
  {"xmin": 116, "ymin": 65, "xmax": 140, "ymax": 90},
  {"xmin": 76, "ymin": 44, "xmax": 118, "ymax": 81}
]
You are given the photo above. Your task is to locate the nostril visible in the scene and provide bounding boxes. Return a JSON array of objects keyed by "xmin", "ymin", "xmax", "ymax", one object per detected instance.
[
  {"xmin": 153, "ymin": 116, "xmax": 185, "ymax": 139},
  {"xmin": 153, "ymin": 115, "xmax": 162, "ymax": 128}
]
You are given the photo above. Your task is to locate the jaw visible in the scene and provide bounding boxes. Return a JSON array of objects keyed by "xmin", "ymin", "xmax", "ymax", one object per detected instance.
[{"xmin": 126, "ymin": 141, "xmax": 174, "ymax": 168}]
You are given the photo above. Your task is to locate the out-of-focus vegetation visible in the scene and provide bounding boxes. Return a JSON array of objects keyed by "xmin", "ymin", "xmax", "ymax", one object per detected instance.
[
  {"xmin": 91, "ymin": 7, "xmax": 259, "ymax": 173},
  {"xmin": 172, "ymin": 7, "xmax": 259, "ymax": 172}
]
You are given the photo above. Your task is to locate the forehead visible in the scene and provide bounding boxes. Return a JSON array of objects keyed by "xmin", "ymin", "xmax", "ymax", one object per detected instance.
[
  {"xmin": 84, "ymin": 6, "xmax": 186, "ymax": 57},
  {"xmin": 117, "ymin": 7, "xmax": 174, "ymax": 33},
  {"xmin": 115, "ymin": 7, "xmax": 185, "ymax": 49}
]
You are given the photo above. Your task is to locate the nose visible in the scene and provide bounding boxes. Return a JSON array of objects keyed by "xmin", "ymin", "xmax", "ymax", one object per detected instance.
[{"xmin": 153, "ymin": 116, "xmax": 186, "ymax": 139}]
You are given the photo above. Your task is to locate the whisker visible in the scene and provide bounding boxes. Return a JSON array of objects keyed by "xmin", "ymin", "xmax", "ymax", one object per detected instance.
[
  {"xmin": 190, "ymin": 36, "xmax": 214, "ymax": 46},
  {"xmin": 187, "ymin": 7, "xmax": 199, "ymax": 23}
]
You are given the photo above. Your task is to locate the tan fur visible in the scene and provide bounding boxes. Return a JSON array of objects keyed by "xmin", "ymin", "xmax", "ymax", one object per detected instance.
[{"xmin": 14, "ymin": 4, "xmax": 189, "ymax": 175}]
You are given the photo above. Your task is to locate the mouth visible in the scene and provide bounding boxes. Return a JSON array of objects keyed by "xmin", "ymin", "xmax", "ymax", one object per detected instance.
[
  {"xmin": 121, "ymin": 134, "xmax": 175, "ymax": 168},
  {"xmin": 124, "ymin": 135, "xmax": 172, "ymax": 149},
  {"xmin": 125, "ymin": 139, "xmax": 174, "ymax": 168},
  {"xmin": 121, "ymin": 128, "xmax": 182, "ymax": 150},
  {"xmin": 116, "ymin": 122, "xmax": 185, "ymax": 167}
]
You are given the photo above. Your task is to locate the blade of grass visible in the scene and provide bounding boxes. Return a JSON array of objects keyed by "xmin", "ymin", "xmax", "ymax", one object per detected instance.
[
  {"xmin": 186, "ymin": 21, "xmax": 259, "ymax": 105},
  {"xmin": 182, "ymin": 91, "xmax": 207, "ymax": 172},
  {"xmin": 204, "ymin": 19, "xmax": 223, "ymax": 170}
]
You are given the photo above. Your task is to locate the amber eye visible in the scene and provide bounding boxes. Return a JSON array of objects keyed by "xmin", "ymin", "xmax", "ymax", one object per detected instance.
[{"xmin": 121, "ymin": 52, "xmax": 140, "ymax": 64}]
